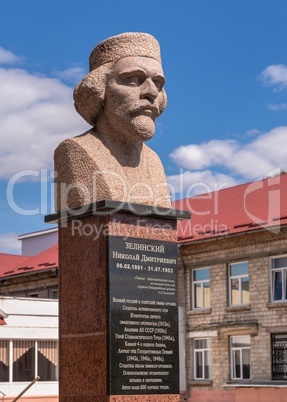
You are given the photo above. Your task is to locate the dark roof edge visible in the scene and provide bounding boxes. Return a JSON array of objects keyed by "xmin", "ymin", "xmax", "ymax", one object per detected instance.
[
  {"xmin": 178, "ymin": 223, "xmax": 287, "ymax": 246},
  {"xmin": 0, "ymin": 267, "xmax": 58, "ymax": 281}
]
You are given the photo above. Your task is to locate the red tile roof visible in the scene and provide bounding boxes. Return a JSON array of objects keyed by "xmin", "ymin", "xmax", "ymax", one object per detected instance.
[
  {"xmin": 173, "ymin": 174, "xmax": 287, "ymax": 243},
  {"xmin": 0, "ymin": 244, "xmax": 58, "ymax": 279},
  {"xmin": 0, "ymin": 175, "xmax": 286, "ymax": 279},
  {"xmin": 0, "ymin": 253, "xmax": 31, "ymax": 275}
]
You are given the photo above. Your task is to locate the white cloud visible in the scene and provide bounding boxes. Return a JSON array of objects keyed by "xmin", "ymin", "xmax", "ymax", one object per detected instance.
[
  {"xmin": 259, "ymin": 64, "xmax": 287, "ymax": 90},
  {"xmin": 53, "ymin": 67, "xmax": 86, "ymax": 83},
  {"xmin": 0, "ymin": 233, "xmax": 21, "ymax": 254},
  {"xmin": 167, "ymin": 170, "xmax": 237, "ymax": 199},
  {"xmin": 229, "ymin": 127, "xmax": 287, "ymax": 178},
  {"xmin": 0, "ymin": 47, "xmax": 22, "ymax": 65},
  {"xmin": 0, "ymin": 64, "xmax": 89, "ymax": 179},
  {"xmin": 170, "ymin": 139, "xmax": 237, "ymax": 170},
  {"xmin": 267, "ymin": 103, "xmax": 287, "ymax": 111},
  {"xmin": 169, "ymin": 126, "xmax": 287, "ymax": 186}
]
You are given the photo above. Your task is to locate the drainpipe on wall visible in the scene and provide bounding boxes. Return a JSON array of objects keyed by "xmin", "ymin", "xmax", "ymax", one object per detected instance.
[{"xmin": 179, "ymin": 244, "xmax": 189, "ymax": 401}]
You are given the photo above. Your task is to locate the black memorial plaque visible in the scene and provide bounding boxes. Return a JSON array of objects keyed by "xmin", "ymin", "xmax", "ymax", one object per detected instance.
[{"xmin": 107, "ymin": 235, "xmax": 179, "ymax": 395}]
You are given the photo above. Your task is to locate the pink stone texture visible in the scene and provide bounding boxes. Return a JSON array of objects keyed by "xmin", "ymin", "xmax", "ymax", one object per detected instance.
[
  {"xmin": 59, "ymin": 214, "xmax": 109, "ymax": 401},
  {"xmin": 109, "ymin": 214, "xmax": 177, "ymax": 241},
  {"xmin": 55, "ymin": 132, "xmax": 171, "ymax": 211},
  {"xmin": 89, "ymin": 32, "xmax": 162, "ymax": 72},
  {"xmin": 57, "ymin": 32, "xmax": 179, "ymax": 402},
  {"xmin": 54, "ymin": 33, "xmax": 171, "ymax": 212},
  {"xmin": 58, "ymin": 212, "xmax": 179, "ymax": 401}
]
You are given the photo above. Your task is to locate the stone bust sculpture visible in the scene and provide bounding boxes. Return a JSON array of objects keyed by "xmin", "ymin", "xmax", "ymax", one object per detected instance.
[{"xmin": 54, "ymin": 32, "xmax": 171, "ymax": 212}]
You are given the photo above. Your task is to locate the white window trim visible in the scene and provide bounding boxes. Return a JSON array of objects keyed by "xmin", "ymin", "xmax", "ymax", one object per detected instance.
[
  {"xmin": 193, "ymin": 338, "xmax": 212, "ymax": 380},
  {"xmin": 229, "ymin": 261, "xmax": 249, "ymax": 306},
  {"xmin": 8, "ymin": 340, "xmax": 13, "ymax": 384},
  {"xmin": 270, "ymin": 255, "xmax": 287, "ymax": 303},
  {"xmin": 191, "ymin": 267, "xmax": 210, "ymax": 310},
  {"xmin": 230, "ymin": 335, "xmax": 250, "ymax": 380},
  {"xmin": 188, "ymin": 330, "xmax": 218, "ymax": 338}
]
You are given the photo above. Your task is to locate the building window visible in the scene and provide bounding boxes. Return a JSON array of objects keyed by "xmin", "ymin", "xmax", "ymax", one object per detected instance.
[
  {"xmin": 13, "ymin": 340, "xmax": 35, "ymax": 382},
  {"xmin": 271, "ymin": 333, "xmax": 287, "ymax": 380},
  {"xmin": 48, "ymin": 289, "xmax": 59, "ymax": 299},
  {"xmin": 0, "ymin": 340, "xmax": 58, "ymax": 383},
  {"xmin": 230, "ymin": 335, "xmax": 250, "ymax": 380},
  {"xmin": 27, "ymin": 293, "xmax": 39, "ymax": 298},
  {"xmin": 37, "ymin": 340, "xmax": 58, "ymax": 381},
  {"xmin": 191, "ymin": 268, "xmax": 210, "ymax": 309},
  {"xmin": 193, "ymin": 338, "xmax": 211, "ymax": 380},
  {"xmin": 271, "ymin": 256, "xmax": 287, "ymax": 302},
  {"xmin": 0, "ymin": 340, "xmax": 9, "ymax": 382},
  {"xmin": 229, "ymin": 262, "xmax": 249, "ymax": 306}
]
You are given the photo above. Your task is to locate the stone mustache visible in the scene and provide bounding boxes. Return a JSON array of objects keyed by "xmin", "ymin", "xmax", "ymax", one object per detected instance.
[{"xmin": 54, "ymin": 32, "xmax": 171, "ymax": 212}]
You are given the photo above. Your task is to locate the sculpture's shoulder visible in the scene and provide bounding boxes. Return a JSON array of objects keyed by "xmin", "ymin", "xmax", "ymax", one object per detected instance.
[
  {"xmin": 141, "ymin": 144, "xmax": 171, "ymax": 208},
  {"xmin": 142, "ymin": 144, "xmax": 165, "ymax": 170},
  {"xmin": 142, "ymin": 143, "xmax": 159, "ymax": 156},
  {"xmin": 54, "ymin": 131, "xmax": 106, "ymax": 177},
  {"xmin": 55, "ymin": 131, "xmax": 99, "ymax": 157},
  {"xmin": 54, "ymin": 132, "xmax": 107, "ymax": 212}
]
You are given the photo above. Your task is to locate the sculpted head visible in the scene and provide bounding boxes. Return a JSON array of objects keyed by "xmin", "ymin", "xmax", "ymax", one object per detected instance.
[{"xmin": 73, "ymin": 33, "xmax": 167, "ymax": 141}]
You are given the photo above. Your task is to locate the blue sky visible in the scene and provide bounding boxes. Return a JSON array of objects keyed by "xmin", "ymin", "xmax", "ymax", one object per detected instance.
[{"xmin": 1, "ymin": 0, "xmax": 287, "ymax": 253}]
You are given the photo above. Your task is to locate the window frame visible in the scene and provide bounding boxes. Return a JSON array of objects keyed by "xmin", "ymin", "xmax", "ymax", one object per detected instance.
[
  {"xmin": 230, "ymin": 335, "xmax": 251, "ymax": 380},
  {"xmin": 191, "ymin": 267, "xmax": 210, "ymax": 310},
  {"xmin": 271, "ymin": 333, "xmax": 287, "ymax": 380},
  {"xmin": 270, "ymin": 255, "xmax": 287, "ymax": 303},
  {"xmin": 228, "ymin": 261, "xmax": 249, "ymax": 306},
  {"xmin": 0, "ymin": 339, "xmax": 58, "ymax": 383},
  {"xmin": 48, "ymin": 289, "xmax": 59, "ymax": 299},
  {"xmin": 193, "ymin": 338, "xmax": 212, "ymax": 380},
  {"xmin": 26, "ymin": 293, "xmax": 39, "ymax": 298}
]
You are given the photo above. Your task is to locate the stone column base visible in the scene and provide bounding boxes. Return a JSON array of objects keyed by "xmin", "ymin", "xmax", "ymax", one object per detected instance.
[{"xmin": 45, "ymin": 201, "xmax": 189, "ymax": 402}]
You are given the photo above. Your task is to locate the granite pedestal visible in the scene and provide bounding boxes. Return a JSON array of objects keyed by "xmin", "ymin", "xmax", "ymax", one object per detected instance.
[{"xmin": 46, "ymin": 201, "xmax": 189, "ymax": 402}]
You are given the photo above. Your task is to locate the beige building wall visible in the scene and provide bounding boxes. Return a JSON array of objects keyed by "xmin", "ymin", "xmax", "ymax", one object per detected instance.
[{"xmin": 178, "ymin": 227, "xmax": 287, "ymax": 400}]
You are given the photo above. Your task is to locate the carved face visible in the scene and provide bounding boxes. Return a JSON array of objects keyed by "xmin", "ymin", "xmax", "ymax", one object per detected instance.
[{"xmin": 101, "ymin": 56, "xmax": 166, "ymax": 142}]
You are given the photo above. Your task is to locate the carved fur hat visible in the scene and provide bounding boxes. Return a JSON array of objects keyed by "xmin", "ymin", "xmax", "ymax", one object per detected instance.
[{"xmin": 89, "ymin": 32, "xmax": 162, "ymax": 71}]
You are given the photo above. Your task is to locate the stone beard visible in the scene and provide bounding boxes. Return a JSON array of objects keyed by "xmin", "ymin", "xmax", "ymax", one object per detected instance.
[{"xmin": 54, "ymin": 33, "xmax": 171, "ymax": 212}]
